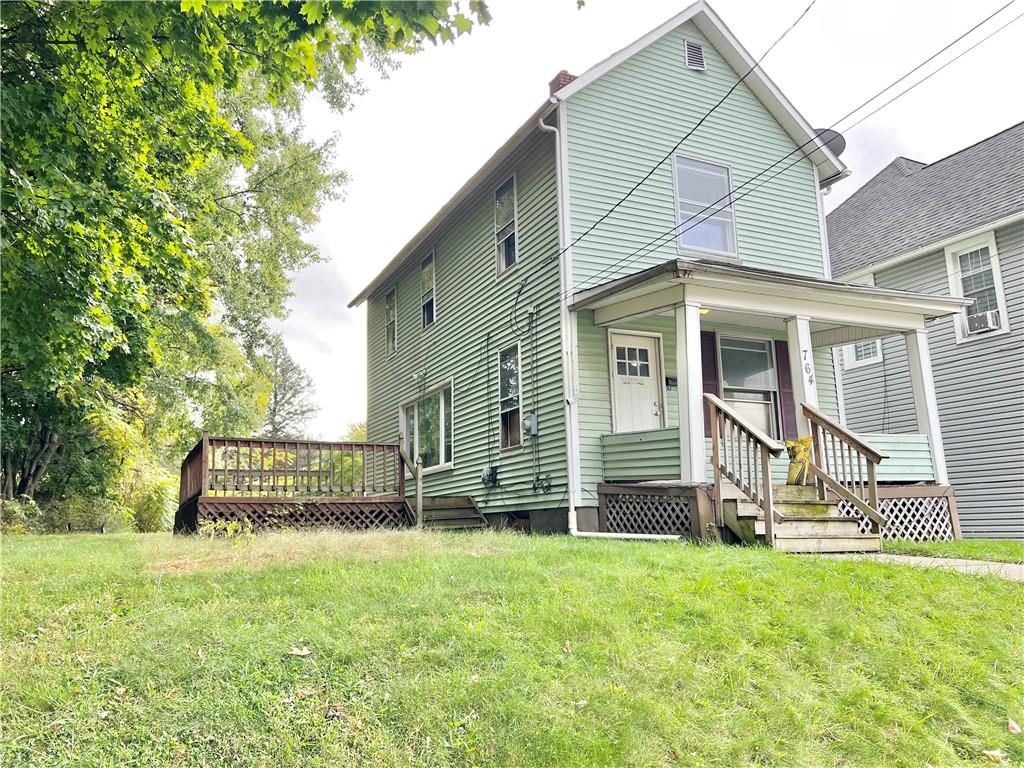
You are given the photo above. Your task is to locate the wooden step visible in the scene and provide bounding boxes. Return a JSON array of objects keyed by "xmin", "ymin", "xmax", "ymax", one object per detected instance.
[
  {"xmin": 772, "ymin": 534, "xmax": 881, "ymax": 553},
  {"xmin": 774, "ymin": 516, "xmax": 862, "ymax": 538},
  {"xmin": 774, "ymin": 500, "xmax": 838, "ymax": 517},
  {"xmin": 420, "ymin": 495, "xmax": 488, "ymax": 530},
  {"xmin": 773, "ymin": 484, "xmax": 819, "ymax": 502}
]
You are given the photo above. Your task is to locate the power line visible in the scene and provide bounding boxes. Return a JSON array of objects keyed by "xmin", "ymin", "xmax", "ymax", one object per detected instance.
[
  {"xmin": 545, "ymin": 0, "xmax": 819, "ymax": 266},
  {"xmin": 567, "ymin": 2, "xmax": 1019, "ymax": 295}
]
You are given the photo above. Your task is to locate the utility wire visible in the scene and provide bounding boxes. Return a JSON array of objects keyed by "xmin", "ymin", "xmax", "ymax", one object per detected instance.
[{"xmin": 545, "ymin": 0, "xmax": 819, "ymax": 265}]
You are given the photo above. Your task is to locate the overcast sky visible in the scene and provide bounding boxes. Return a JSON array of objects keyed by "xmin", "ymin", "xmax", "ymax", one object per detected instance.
[{"xmin": 276, "ymin": 0, "xmax": 1023, "ymax": 439}]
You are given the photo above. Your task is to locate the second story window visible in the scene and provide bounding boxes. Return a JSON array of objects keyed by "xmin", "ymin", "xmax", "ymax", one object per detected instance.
[
  {"xmin": 945, "ymin": 233, "xmax": 1009, "ymax": 341},
  {"xmin": 421, "ymin": 253, "xmax": 435, "ymax": 329},
  {"xmin": 384, "ymin": 288, "xmax": 397, "ymax": 354},
  {"xmin": 495, "ymin": 176, "xmax": 517, "ymax": 273},
  {"xmin": 498, "ymin": 343, "xmax": 521, "ymax": 448},
  {"xmin": 675, "ymin": 156, "xmax": 737, "ymax": 257}
]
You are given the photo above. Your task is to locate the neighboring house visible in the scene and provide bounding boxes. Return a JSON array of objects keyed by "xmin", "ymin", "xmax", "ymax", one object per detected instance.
[
  {"xmin": 349, "ymin": 1, "xmax": 969, "ymax": 549},
  {"xmin": 828, "ymin": 123, "xmax": 1024, "ymax": 540}
]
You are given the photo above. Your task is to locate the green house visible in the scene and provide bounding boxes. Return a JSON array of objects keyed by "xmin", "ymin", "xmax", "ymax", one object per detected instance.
[{"xmin": 349, "ymin": 1, "xmax": 967, "ymax": 550}]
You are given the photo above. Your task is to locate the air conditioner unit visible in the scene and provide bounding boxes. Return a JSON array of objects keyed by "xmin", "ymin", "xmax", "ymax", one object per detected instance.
[{"xmin": 966, "ymin": 310, "xmax": 1001, "ymax": 334}]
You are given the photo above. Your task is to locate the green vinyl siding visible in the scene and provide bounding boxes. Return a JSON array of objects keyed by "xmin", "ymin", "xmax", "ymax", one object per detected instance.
[
  {"xmin": 365, "ymin": 131, "xmax": 566, "ymax": 514},
  {"xmin": 602, "ymin": 428, "xmax": 680, "ymax": 482},
  {"xmin": 564, "ymin": 20, "xmax": 825, "ymax": 289},
  {"xmin": 861, "ymin": 434, "xmax": 935, "ymax": 483}
]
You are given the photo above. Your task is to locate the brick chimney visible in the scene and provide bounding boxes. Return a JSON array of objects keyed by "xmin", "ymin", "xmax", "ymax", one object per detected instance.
[{"xmin": 548, "ymin": 70, "xmax": 577, "ymax": 96}]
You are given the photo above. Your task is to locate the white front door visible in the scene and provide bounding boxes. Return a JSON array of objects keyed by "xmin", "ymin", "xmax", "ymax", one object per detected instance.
[{"xmin": 610, "ymin": 332, "xmax": 664, "ymax": 433}]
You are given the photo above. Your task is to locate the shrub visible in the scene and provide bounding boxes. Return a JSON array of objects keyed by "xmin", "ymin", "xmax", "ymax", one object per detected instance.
[
  {"xmin": 127, "ymin": 473, "xmax": 175, "ymax": 533},
  {"xmin": 0, "ymin": 497, "xmax": 44, "ymax": 535}
]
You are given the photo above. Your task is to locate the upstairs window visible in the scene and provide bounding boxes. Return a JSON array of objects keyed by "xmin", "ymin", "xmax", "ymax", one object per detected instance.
[
  {"xmin": 675, "ymin": 156, "xmax": 737, "ymax": 257},
  {"xmin": 498, "ymin": 343, "xmax": 521, "ymax": 448},
  {"xmin": 403, "ymin": 383, "xmax": 453, "ymax": 470},
  {"xmin": 495, "ymin": 176, "xmax": 517, "ymax": 273},
  {"xmin": 843, "ymin": 339, "xmax": 882, "ymax": 370},
  {"xmin": 421, "ymin": 252, "xmax": 435, "ymax": 329},
  {"xmin": 384, "ymin": 288, "xmax": 397, "ymax": 355},
  {"xmin": 945, "ymin": 233, "xmax": 1009, "ymax": 342}
]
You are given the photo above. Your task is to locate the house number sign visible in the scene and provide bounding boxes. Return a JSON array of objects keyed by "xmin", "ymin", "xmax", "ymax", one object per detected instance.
[{"xmin": 801, "ymin": 348, "xmax": 815, "ymax": 388}]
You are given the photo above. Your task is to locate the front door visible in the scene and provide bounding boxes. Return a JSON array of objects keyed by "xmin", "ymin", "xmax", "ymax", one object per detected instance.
[{"xmin": 610, "ymin": 332, "xmax": 664, "ymax": 433}]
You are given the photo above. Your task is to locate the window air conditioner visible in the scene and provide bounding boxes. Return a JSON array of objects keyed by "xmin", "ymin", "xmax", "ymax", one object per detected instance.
[{"xmin": 966, "ymin": 310, "xmax": 1001, "ymax": 334}]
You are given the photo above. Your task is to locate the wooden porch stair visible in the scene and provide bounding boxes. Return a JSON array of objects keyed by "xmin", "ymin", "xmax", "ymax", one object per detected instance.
[
  {"xmin": 722, "ymin": 483, "xmax": 881, "ymax": 553},
  {"xmin": 420, "ymin": 496, "xmax": 489, "ymax": 531}
]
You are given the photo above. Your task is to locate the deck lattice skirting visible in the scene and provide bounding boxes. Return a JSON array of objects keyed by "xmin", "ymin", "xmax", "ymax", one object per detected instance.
[
  {"xmin": 597, "ymin": 484, "xmax": 711, "ymax": 538},
  {"xmin": 837, "ymin": 485, "xmax": 960, "ymax": 541}
]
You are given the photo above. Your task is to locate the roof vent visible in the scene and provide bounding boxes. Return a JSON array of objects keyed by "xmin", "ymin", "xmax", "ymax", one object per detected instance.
[
  {"xmin": 684, "ymin": 40, "xmax": 706, "ymax": 71},
  {"xmin": 548, "ymin": 70, "xmax": 577, "ymax": 95}
]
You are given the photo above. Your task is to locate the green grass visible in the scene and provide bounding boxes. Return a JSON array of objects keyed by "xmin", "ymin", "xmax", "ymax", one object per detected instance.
[
  {"xmin": 2, "ymin": 531, "xmax": 1022, "ymax": 767},
  {"xmin": 884, "ymin": 539, "xmax": 1024, "ymax": 564}
]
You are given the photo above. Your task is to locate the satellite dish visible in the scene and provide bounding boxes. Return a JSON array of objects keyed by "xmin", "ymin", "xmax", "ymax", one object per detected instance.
[{"xmin": 815, "ymin": 128, "xmax": 846, "ymax": 157}]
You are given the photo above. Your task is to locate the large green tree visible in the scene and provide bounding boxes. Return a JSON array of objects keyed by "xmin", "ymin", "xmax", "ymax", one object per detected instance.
[{"xmin": 1, "ymin": 1, "xmax": 489, "ymax": 501}]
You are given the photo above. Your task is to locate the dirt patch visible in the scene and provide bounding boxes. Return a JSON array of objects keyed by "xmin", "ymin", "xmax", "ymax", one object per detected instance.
[{"xmin": 142, "ymin": 529, "xmax": 512, "ymax": 575}]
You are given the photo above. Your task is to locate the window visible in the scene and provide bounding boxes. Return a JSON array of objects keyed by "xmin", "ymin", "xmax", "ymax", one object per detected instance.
[
  {"xmin": 495, "ymin": 176, "xmax": 517, "ymax": 273},
  {"xmin": 718, "ymin": 336, "xmax": 779, "ymax": 438},
  {"xmin": 674, "ymin": 156, "xmax": 737, "ymax": 256},
  {"xmin": 402, "ymin": 384, "xmax": 453, "ymax": 470},
  {"xmin": 421, "ymin": 253, "xmax": 435, "ymax": 329},
  {"xmin": 843, "ymin": 338, "xmax": 882, "ymax": 370},
  {"xmin": 614, "ymin": 344, "xmax": 651, "ymax": 377},
  {"xmin": 498, "ymin": 343, "xmax": 521, "ymax": 448},
  {"xmin": 945, "ymin": 233, "xmax": 1009, "ymax": 342},
  {"xmin": 384, "ymin": 288, "xmax": 397, "ymax": 354}
]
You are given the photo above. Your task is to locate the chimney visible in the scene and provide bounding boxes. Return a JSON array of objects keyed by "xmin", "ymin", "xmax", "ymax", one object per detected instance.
[{"xmin": 548, "ymin": 70, "xmax": 577, "ymax": 96}]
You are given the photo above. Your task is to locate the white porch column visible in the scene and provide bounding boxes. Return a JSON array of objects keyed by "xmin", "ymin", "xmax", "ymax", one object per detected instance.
[
  {"xmin": 785, "ymin": 315, "xmax": 818, "ymax": 437},
  {"xmin": 675, "ymin": 301, "xmax": 705, "ymax": 482},
  {"xmin": 904, "ymin": 328, "xmax": 949, "ymax": 485}
]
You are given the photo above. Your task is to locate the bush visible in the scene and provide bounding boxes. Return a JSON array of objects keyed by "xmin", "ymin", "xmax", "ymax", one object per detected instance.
[
  {"xmin": 127, "ymin": 473, "xmax": 175, "ymax": 533},
  {"xmin": 0, "ymin": 497, "xmax": 44, "ymax": 535}
]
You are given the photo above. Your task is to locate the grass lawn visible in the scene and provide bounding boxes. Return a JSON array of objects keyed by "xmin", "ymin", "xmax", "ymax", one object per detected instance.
[
  {"xmin": 2, "ymin": 531, "xmax": 1022, "ymax": 767},
  {"xmin": 883, "ymin": 538, "xmax": 1024, "ymax": 564}
]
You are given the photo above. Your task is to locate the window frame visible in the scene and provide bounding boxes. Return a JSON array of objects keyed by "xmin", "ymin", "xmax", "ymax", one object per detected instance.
[
  {"xmin": 842, "ymin": 338, "xmax": 883, "ymax": 370},
  {"xmin": 497, "ymin": 342, "xmax": 523, "ymax": 450},
  {"xmin": 399, "ymin": 378, "xmax": 454, "ymax": 476},
  {"xmin": 715, "ymin": 333, "xmax": 781, "ymax": 439},
  {"xmin": 494, "ymin": 174, "xmax": 519, "ymax": 277},
  {"xmin": 672, "ymin": 155, "xmax": 739, "ymax": 260},
  {"xmin": 944, "ymin": 231, "xmax": 1009, "ymax": 344},
  {"xmin": 383, "ymin": 287, "xmax": 398, "ymax": 356},
  {"xmin": 420, "ymin": 251, "xmax": 436, "ymax": 331}
]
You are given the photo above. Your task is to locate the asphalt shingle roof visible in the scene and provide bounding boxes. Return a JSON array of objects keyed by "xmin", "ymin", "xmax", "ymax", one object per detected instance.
[{"xmin": 827, "ymin": 122, "xmax": 1024, "ymax": 277}]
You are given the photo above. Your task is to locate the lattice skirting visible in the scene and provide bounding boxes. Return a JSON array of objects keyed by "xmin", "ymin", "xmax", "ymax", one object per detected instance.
[
  {"xmin": 597, "ymin": 484, "xmax": 700, "ymax": 537},
  {"xmin": 837, "ymin": 485, "xmax": 960, "ymax": 541},
  {"xmin": 175, "ymin": 496, "xmax": 413, "ymax": 533}
]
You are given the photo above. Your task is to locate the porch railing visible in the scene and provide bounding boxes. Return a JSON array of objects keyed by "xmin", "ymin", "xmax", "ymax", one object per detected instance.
[
  {"xmin": 803, "ymin": 404, "xmax": 888, "ymax": 533},
  {"xmin": 706, "ymin": 393, "xmax": 785, "ymax": 544}
]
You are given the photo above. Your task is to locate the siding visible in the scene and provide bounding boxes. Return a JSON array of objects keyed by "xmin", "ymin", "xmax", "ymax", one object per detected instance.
[
  {"xmin": 565, "ymin": 20, "xmax": 825, "ymax": 290},
  {"xmin": 365, "ymin": 132, "xmax": 567, "ymax": 514},
  {"xmin": 841, "ymin": 220, "xmax": 1024, "ymax": 538}
]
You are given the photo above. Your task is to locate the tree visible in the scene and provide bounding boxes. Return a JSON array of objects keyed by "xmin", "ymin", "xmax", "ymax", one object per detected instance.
[
  {"xmin": 261, "ymin": 336, "xmax": 318, "ymax": 439},
  {"xmin": 1, "ymin": 1, "xmax": 490, "ymax": 500}
]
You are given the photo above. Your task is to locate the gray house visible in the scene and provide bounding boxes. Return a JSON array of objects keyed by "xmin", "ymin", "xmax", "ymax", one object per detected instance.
[{"xmin": 828, "ymin": 123, "xmax": 1024, "ymax": 539}]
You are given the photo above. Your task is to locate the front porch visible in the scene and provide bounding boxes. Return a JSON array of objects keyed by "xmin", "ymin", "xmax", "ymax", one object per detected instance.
[{"xmin": 569, "ymin": 258, "xmax": 968, "ymax": 547}]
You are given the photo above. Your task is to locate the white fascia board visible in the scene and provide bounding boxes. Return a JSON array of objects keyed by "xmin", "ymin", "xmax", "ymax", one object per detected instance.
[
  {"xmin": 549, "ymin": 1, "xmax": 845, "ymax": 183},
  {"xmin": 838, "ymin": 210, "xmax": 1024, "ymax": 283}
]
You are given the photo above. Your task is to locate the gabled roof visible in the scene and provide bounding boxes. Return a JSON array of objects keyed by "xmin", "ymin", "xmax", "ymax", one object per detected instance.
[
  {"xmin": 349, "ymin": 1, "xmax": 847, "ymax": 307},
  {"xmin": 828, "ymin": 122, "xmax": 1024, "ymax": 278}
]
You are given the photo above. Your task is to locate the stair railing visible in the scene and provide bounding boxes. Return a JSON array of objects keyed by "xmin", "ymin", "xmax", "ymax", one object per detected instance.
[
  {"xmin": 705, "ymin": 393, "xmax": 786, "ymax": 544},
  {"xmin": 802, "ymin": 403, "xmax": 888, "ymax": 534},
  {"xmin": 398, "ymin": 437, "xmax": 424, "ymax": 529}
]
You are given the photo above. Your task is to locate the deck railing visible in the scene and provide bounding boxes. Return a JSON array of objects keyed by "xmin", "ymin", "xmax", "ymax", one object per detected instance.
[
  {"xmin": 803, "ymin": 404, "xmax": 888, "ymax": 533},
  {"xmin": 706, "ymin": 393, "xmax": 785, "ymax": 543}
]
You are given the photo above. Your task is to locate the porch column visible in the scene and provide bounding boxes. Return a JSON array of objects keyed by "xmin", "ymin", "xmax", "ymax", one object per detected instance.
[
  {"xmin": 675, "ymin": 301, "xmax": 705, "ymax": 482},
  {"xmin": 785, "ymin": 315, "xmax": 818, "ymax": 437},
  {"xmin": 904, "ymin": 328, "xmax": 949, "ymax": 485}
]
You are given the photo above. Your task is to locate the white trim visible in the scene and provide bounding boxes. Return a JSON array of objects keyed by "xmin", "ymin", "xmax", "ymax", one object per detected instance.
[
  {"xmin": 904, "ymin": 329, "xmax": 949, "ymax": 485},
  {"xmin": 547, "ymin": 1, "xmax": 845, "ymax": 182},
  {"xmin": 497, "ymin": 341, "xmax": 524, "ymax": 450},
  {"xmin": 842, "ymin": 338, "xmax": 883, "ymax": 370},
  {"xmin": 839, "ymin": 210, "xmax": 1024, "ymax": 282},
  {"xmin": 494, "ymin": 173, "xmax": 519, "ymax": 276},
  {"xmin": 831, "ymin": 346, "xmax": 847, "ymax": 425},
  {"xmin": 813, "ymin": 165, "xmax": 832, "ymax": 280},
  {"xmin": 676, "ymin": 302, "xmax": 705, "ymax": 482},
  {"xmin": 607, "ymin": 329, "xmax": 668, "ymax": 434},
  {"xmin": 785, "ymin": 315, "xmax": 818, "ymax": 436},
  {"xmin": 399, "ymin": 377, "xmax": 455, "ymax": 473},
  {"xmin": 671, "ymin": 154, "xmax": 739, "ymax": 259},
  {"xmin": 943, "ymin": 230, "xmax": 1011, "ymax": 344}
]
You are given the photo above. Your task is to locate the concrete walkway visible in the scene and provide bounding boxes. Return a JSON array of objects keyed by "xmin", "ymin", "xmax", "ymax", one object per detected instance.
[{"xmin": 828, "ymin": 553, "xmax": 1024, "ymax": 581}]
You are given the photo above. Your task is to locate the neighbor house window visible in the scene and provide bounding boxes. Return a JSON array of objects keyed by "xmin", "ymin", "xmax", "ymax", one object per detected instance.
[
  {"xmin": 384, "ymin": 288, "xmax": 397, "ymax": 354},
  {"xmin": 421, "ymin": 252, "xmax": 435, "ymax": 329},
  {"xmin": 674, "ymin": 156, "xmax": 737, "ymax": 256},
  {"xmin": 843, "ymin": 339, "xmax": 882, "ymax": 370},
  {"xmin": 718, "ymin": 336, "xmax": 779, "ymax": 438},
  {"xmin": 403, "ymin": 383, "xmax": 453, "ymax": 470},
  {"xmin": 495, "ymin": 176, "xmax": 517, "ymax": 273},
  {"xmin": 498, "ymin": 343, "xmax": 521, "ymax": 448},
  {"xmin": 945, "ymin": 233, "xmax": 1009, "ymax": 341}
]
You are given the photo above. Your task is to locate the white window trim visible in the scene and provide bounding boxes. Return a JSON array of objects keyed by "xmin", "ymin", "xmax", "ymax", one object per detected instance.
[
  {"xmin": 606, "ymin": 329, "xmax": 668, "ymax": 434},
  {"xmin": 420, "ymin": 251, "xmax": 437, "ymax": 331},
  {"xmin": 671, "ymin": 155, "xmax": 739, "ymax": 261},
  {"xmin": 494, "ymin": 174, "xmax": 519, "ymax": 277},
  {"xmin": 498, "ymin": 342, "xmax": 523, "ymax": 450},
  {"xmin": 842, "ymin": 338, "xmax": 883, "ymax": 370},
  {"xmin": 715, "ymin": 332, "xmax": 782, "ymax": 439},
  {"xmin": 399, "ymin": 378, "xmax": 455, "ymax": 475},
  {"xmin": 384, "ymin": 286, "xmax": 398, "ymax": 356},
  {"xmin": 944, "ymin": 231, "xmax": 1010, "ymax": 344}
]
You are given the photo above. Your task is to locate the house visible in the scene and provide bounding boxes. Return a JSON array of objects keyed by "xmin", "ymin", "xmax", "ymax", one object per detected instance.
[
  {"xmin": 348, "ymin": 1, "xmax": 970, "ymax": 550},
  {"xmin": 828, "ymin": 123, "xmax": 1024, "ymax": 540}
]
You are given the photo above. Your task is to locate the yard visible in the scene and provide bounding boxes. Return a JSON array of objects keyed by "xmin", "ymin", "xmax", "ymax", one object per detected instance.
[{"xmin": 2, "ymin": 531, "xmax": 1022, "ymax": 768}]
